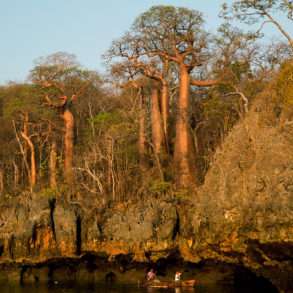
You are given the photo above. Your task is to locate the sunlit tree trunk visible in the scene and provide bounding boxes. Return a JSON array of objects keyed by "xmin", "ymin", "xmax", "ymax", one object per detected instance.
[
  {"xmin": 13, "ymin": 161, "xmax": 19, "ymax": 189},
  {"xmin": 151, "ymin": 87, "xmax": 163, "ymax": 155},
  {"xmin": 161, "ymin": 80, "xmax": 169, "ymax": 150},
  {"xmin": 49, "ymin": 140, "xmax": 57, "ymax": 188},
  {"xmin": 20, "ymin": 132, "xmax": 36, "ymax": 189},
  {"xmin": 63, "ymin": 108, "xmax": 74, "ymax": 184},
  {"xmin": 0, "ymin": 168, "xmax": 3, "ymax": 193},
  {"xmin": 23, "ymin": 112, "xmax": 29, "ymax": 180},
  {"xmin": 138, "ymin": 91, "xmax": 147, "ymax": 170},
  {"xmin": 174, "ymin": 64, "xmax": 196, "ymax": 188}
]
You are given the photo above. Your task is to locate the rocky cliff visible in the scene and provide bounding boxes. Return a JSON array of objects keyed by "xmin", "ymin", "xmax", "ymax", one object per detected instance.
[{"xmin": 185, "ymin": 95, "xmax": 293, "ymax": 291}]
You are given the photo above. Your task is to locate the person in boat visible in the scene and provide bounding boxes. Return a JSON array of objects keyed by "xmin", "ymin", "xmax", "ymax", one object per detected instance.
[
  {"xmin": 146, "ymin": 268, "xmax": 156, "ymax": 281},
  {"xmin": 175, "ymin": 271, "xmax": 182, "ymax": 282}
]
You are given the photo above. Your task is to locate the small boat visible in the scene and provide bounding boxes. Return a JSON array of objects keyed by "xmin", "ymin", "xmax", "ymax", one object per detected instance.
[{"xmin": 146, "ymin": 279, "xmax": 196, "ymax": 288}]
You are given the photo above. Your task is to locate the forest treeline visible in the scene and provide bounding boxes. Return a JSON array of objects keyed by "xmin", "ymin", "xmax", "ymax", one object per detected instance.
[{"xmin": 0, "ymin": 1, "xmax": 292, "ymax": 202}]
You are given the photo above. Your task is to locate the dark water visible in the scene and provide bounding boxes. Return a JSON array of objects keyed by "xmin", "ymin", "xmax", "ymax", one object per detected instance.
[{"xmin": 0, "ymin": 283, "xmax": 272, "ymax": 293}]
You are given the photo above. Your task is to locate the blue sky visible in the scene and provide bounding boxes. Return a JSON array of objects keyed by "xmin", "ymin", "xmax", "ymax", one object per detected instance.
[{"xmin": 0, "ymin": 0, "xmax": 290, "ymax": 84}]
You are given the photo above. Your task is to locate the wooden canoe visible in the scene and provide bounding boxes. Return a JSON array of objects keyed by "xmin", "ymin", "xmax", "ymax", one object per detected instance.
[{"xmin": 146, "ymin": 279, "xmax": 196, "ymax": 288}]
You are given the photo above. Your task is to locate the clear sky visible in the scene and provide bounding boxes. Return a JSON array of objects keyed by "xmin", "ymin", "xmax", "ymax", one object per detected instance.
[{"xmin": 0, "ymin": 0, "xmax": 290, "ymax": 84}]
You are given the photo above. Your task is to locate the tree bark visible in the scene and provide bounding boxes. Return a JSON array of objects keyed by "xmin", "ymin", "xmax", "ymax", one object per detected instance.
[
  {"xmin": 62, "ymin": 108, "xmax": 74, "ymax": 184},
  {"xmin": 12, "ymin": 120, "xmax": 30, "ymax": 187},
  {"xmin": 190, "ymin": 79, "xmax": 219, "ymax": 87},
  {"xmin": 23, "ymin": 112, "xmax": 29, "ymax": 178},
  {"xmin": 20, "ymin": 132, "xmax": 36, "ymax": 189},
  {"xmin": 174, "ymin": 64, "xmax": 196, "ymax": 188},
  {"xmin": 151, "ymin": 87, "xmax": 164, "ymax": 155},
  {"xmin": 263, "ymin": 11, "xmax": 293, "ymax": 50},
  {"xmin": 138, "ymin": 90, "xmax": 147, "ymax": 170},
  {"xmin": 13, "ymin": 161, "xmax": 19, "ymax": 189},
  {"xmin": 0, "ymin": 169, "xmax": 3, "ymax": 193},
  {"xmin": 49, "ymin": 140, "xmax": 57, "ymax": 188},
  {"xmin": 161, "ymin": 80, "xmax": 169, "ymax": 150}
]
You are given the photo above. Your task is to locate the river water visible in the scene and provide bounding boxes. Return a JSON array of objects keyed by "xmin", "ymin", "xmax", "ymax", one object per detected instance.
[{"xmin": 0, "ymin": 283, "xmax": 271, "ymax": 293}]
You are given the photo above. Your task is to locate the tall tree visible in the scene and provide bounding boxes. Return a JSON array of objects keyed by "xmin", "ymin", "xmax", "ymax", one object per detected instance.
[
  {"xmin": 133, "ymin": 6, "xmax": 218, "ymax": 187},
  {"xmin": 30, "ymin": 52, "xmax": 90, "ymax": 184}
]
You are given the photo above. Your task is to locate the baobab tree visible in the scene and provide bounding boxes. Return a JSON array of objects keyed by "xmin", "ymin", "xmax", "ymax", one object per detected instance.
[
  {"xmin": 132, "ymin": 6, "xmax": 218, "ymax": 187},
  {"xmin": 30, "ymin": 52, "xmax": 90, "ymax": 185}
]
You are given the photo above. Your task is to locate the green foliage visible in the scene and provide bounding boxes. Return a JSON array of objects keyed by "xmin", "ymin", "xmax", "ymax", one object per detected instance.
[
  {"xmin": 202, "ymin": 93, "xmax": 239, "ymax": 126},
  {"xmin": 90, "ymin": 111, "xmax": 122, "ymax": 125},
  {"xmin": 173, "ymin": 188, "xmax": 191, "ymax": 200},
  {"xmin": 148, "ymin": 180, "xmax": 172, "ymax": 195},
  {"xmin": 276, "ymin": 60, "xmax": 293, "ymax": 106},
  {"xmin": 133, "ymin": 5, "xmax": 205, "ymax": 56},
  {"xmin": 135, "ymin": 5, "xmax": 203, "ymax": 33},
  {"xmin": 39, "ymin": 188, "xmax": 57, "ymax": 199},
  {"xmin": 90, "ymin": 110, "xmax": 136, "ymax": 142},
  {"xmin": 0, "ymin": 84, "xmax": 55, "ymax": 120}
]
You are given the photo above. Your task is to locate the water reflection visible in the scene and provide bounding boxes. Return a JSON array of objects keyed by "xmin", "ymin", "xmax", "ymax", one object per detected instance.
[{"xmin": 0, "ymin": 284, "xmax": 199, "ymax": 293}]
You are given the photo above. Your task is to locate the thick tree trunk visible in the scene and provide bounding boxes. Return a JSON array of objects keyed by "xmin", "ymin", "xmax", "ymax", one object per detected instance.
[
  {"xmin": 138, "ymin": 91, "xmax": 147, "ymax": 170},
  {"xmin": 49, "ymin": 140, "xmax": 57, "ymax": 188},
  {"xmin": 23, "ymin": 112, "xmax": 29, "ymax": 177},
  {"xmin": 161, "ymin": 81, "xmax": 169, "ymax": 150},
  {"xmin": 62, "ymin": 109, "xmax": 74, "ymax": 184},
  {"xmin": 174, "ymin": 64, "xmax": 196, "ymax": 188},
  {"xmin": 0, "ymin": 169, "xmax": 3, "ymax": 193},
  {"xmin": 151, "ymin": 87, "xmax": 163, "ymax": 155},
  {"xmin": 20, "ymin": 132, "xmax": 36, "ymax": 189}
]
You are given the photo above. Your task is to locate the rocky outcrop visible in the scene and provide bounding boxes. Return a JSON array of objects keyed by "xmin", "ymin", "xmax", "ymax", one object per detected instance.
[
  {"xmin": 183, "ymin": 97, "xmax": 293, "ymax": 291},
  {"xmin": 0, "ymin": 194, "xmax": 178, "ymax": 264}
]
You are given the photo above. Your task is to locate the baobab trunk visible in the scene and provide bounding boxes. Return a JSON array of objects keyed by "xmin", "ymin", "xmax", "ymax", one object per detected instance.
[
  {"xmin": 161, "ymin": 80, "xmax": 169, "ymax": 150},
  {"xmin": 63, "ymin": 109, "xmax": 74, "ymax": 184},
  {"xmin": 49, "ymin": 140, "xmax": 57, "ymax": 188},
  {"xmin": 0, "ymin": 169, "xmax": 3, "ymax": 193},
  {"xmin": 174, "ymin": 64, "xmax": 196, "ymax": 188},
  {"xmin": 23, "ymin": 112, "xmax": 29, "ymax": 174},
  {"xmin": 20, "ymin": 132, "xmax": 36, "ymax": 189},
  {"xmin": 151, "ymin": 87, "xmax": 163, "ymax": 155},
  {"xmin": 138, "ymin": 91, "xmax": 147, "ymax": 170}
]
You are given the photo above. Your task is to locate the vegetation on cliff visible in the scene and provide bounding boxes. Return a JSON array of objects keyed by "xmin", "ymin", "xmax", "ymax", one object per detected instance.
[{"xmin": 0, "ymin": 2, "xmax": 291, "ymax": 200}]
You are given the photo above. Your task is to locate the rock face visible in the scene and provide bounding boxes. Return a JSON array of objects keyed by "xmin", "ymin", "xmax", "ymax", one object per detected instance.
[
  {"xmin": 0, "ymin": 195, "xmax": 178, "ymax": 263},
  {"xmin": 0, "ymin": 96, "xmax": 292, "ymax": 291},
  {"xmin": 183, "ymin": 97, "xmax": 293, "ymax": 291}
]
